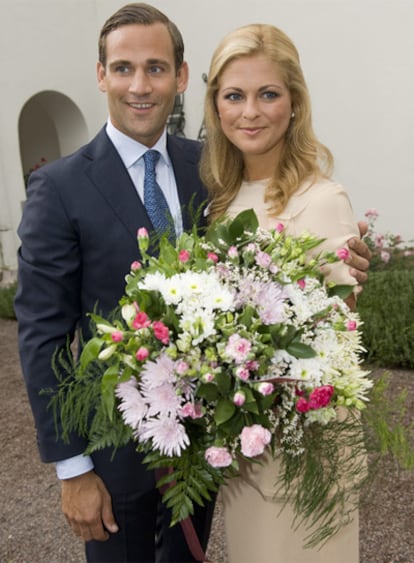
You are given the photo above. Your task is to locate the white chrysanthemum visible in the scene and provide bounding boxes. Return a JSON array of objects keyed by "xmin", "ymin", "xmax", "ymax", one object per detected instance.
[
  {"xmin": 138, "ymin": 271, "xmax": 167, "ymax": 294},
  {"xmin": 179, "ymin": 308, "xmax": 216, "ymax": 345},
  {"xmin": 288, "ymin": 357, "xmax": 325, "ymax": 386},
  {"xmin": 138, "ymin": 415, "xmax": 190, "ymax": 456}
]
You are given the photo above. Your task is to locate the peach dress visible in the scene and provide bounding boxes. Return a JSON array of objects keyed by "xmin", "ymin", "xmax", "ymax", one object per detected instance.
[{"xmin": 221, "ymin": 178, "xmax": 360, "ymax": 563}]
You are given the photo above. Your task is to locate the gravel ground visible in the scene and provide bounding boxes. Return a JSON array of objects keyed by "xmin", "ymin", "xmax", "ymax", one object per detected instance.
[{"xmin": 1, "ymin": 317, "xmax": 413, "ymax": 563}]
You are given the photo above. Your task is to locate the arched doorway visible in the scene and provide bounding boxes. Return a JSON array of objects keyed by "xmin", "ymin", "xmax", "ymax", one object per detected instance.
[{"xmin": 18, "ymin": 91, "xmax": 88, "ymax": 187}]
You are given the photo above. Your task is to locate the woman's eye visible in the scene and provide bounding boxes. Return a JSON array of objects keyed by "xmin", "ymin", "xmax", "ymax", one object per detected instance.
[
  {"xmin": 262, "ymin": 91, "xmax": 279, "ymax": 100},
  {"xmin": 225, "ymin": 92, "xmax": 242, "ymax": 101}
]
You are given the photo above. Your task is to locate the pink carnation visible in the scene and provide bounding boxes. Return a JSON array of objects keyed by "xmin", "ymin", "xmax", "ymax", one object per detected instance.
[
  {"xmin": 297, "ymin": 279, "xmax": 306, "ymax": 289},
  {"xmin": 153, "ymin": 321, "xmax": 170, "ymax": 344},
  {"xmin": 227, "ymin": 246, "xmax": 238, "ymax": 259},
  {"xmin": 275, "ymin": 223, "xmax": 285, "ymax": 233},
  {"xmin": 207, "ymin": 252, "xmax": 219, "ymax": 263},
  {"xmin": 137, "ymin": 227, "xmax": 149, "ymax": 239},
  {"xmin": 235, "ymin": 366, "xmax": 250, "ymax": 381},
  {"xmin": 225, "ymin": 334, "xmax": 252, "ymax": 364},
  {"xmin": 240, "ymin": 424, "xmax": 271, "ymax": 457},
  {"xmin": 179, "ymin": 249, "xmax": 190, "ymax": 263},
  {"xmin": 365, "ymin": 208, "xmax": 379, "ymax": 218},
  {"xmin": 346, "ymin": 320, "xmax": 357, "ymax": 331},
  {"xmin": 296, "ymin": 397, "xmax": 310, "ymax": 413},
  {"xmin": 336, "ymin": 247, "xmax": 350, "ymax": 261},
  {"xmin": 308, "ymin": 385, "xmax": 335, "ymax": 409},
  {"xmin": 205, "ymin": 446, "xmax": 233, "ymax": 468},
  {"xmin": 136, "ymin": 347, "xmax": 149, "ymax": 361},
  {"xmin": 132, "ymin": 311, "xmax": 151, "ymax": 330},
  {"xmin": 111, "ymin": 330, "xmax": 123, "ymax": 342}
]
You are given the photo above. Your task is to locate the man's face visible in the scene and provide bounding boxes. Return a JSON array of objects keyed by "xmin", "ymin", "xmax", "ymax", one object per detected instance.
[{"xmin": 97, "ymin": 23, "xmax": 188, "ymax": 147}]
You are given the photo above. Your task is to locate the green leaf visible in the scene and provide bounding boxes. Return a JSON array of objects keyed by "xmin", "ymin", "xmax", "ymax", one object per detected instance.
[
  {"xmin": 197, "ymin": 383, "xmax": 219, "ymax": 402},
  {"xmin": 101, "ymin": 365, "xmax": 121, "ymax": 421},
  {"xmin": 286, "ymin": 341, "xmax": 316, "ymax": 359},
  {"xmin": 214, "ymin": 399, "xmax": 236, "ymax": 425},
  {"xmin": 80, "ymin": 337, "xmax": 104, "ymax": 372},
  {"xmin": 215, "ymin": 372, "xmax": 232, "ymax": 395},
  {"xmin": 328, "ymin": 284, "xmax": 354, "ymax": 299}
]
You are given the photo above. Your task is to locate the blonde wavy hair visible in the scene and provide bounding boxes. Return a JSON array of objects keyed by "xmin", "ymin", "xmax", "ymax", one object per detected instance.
[{"xmin": 199, "ymin": 23, "xmax": 334, "ymax": 222}]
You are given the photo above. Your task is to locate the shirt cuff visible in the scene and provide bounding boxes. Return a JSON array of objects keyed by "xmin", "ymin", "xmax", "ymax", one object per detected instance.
[{"xmin": 55, "ymin": 454, "xmax": 94, "ymax": 480}]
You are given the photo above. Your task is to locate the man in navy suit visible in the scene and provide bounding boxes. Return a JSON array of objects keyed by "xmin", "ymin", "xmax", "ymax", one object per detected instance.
[{"xmin": 14, "ymin": 3, "xmax": 371, "ymax": 562}]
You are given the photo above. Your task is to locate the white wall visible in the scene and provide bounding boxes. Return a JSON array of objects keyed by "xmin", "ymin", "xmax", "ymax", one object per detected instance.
[{"xmin": 1, "ymin": 0, "xmax": 413, "ymax": 269}]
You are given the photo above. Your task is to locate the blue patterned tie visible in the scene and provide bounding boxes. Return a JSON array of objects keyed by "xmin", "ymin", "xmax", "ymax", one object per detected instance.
[{"xmin": 143, "ymin": 150, "xmax": 174, "ymax": 239}]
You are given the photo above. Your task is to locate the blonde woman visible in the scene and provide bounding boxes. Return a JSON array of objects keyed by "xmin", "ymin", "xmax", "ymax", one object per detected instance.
[{"xmin": 200, "ymin": 23, "xmax": 363, "ymax": 562}]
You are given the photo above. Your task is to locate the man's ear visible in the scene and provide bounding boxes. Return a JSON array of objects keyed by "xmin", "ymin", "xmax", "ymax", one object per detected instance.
[
  {"xmin": 97, "ymin": 62, "xmax": 107, "ymax": 93},
  {"xmin": 176, "ymin": 61, "xmax": 189, "ymax": 94}
]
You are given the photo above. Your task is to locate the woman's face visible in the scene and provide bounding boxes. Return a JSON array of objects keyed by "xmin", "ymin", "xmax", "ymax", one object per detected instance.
[{"xmin": 216, "ymin": 54, "xmax": 292, "ymax": 175}]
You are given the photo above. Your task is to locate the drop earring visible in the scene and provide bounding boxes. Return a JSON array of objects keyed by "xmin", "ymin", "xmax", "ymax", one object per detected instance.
[{"xmin": 291, "ymin": 111, "xmax": 295, "ymax": 118}]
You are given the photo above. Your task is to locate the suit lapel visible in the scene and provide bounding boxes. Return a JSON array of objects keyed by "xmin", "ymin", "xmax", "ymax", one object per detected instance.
[
  {"xmin": 83, "ymin": 129, "xmax": 153, "ymax": 240},
  {"xmin": 167, "ymin": 135, "xmax": 206, "ymax": 231}
]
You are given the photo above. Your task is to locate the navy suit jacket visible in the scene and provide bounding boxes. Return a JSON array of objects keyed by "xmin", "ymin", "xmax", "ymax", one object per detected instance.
[{"xmin": 15, "ymin": 128, "xmax": 207, "ymax": 493}]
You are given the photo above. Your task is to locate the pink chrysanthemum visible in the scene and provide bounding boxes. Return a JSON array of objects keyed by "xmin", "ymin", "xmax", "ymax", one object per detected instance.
[
  {"xmin": 115, "ymin": 378, "xmax": 147, "ymax": 429},
  {"xmin": 139, "ymin": 416, "xmax": 189, "ymax": 456}
]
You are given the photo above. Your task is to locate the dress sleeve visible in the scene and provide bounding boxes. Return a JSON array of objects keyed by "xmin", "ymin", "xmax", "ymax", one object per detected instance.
[{"xmin": 287, "ymin": 182, "xmax": 359, "ymax": 286}]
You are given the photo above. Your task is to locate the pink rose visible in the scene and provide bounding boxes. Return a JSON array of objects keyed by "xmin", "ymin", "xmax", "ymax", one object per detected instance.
[
  {"xmin": 136, "ymin": 347, "xmax": 149, "ymax": 361},
  {"xmin": 381, "ymin": 250, "xmax": 390, "ymax": 263},
  {"xmin": 179, "ymin": 249, "xmax": 190, "ymax": 263},
  {"xmin": 152, "ymin": 321, "xmax": 170, "ymax": 344},
  {"xmin": 205, "ymin": 446, "xmax": 233, "ymax": 468},
  {"xmin": 308, "ymin": 385, "xmax": 335, "ymax": 409},
  {"xmin": 336, "ymin": 247, "xmax": 350, "ymax": 261},
  {"xmin": 233, "ymin": 391, "xmax": 246, "ymax": 407},
  {"xmin": 296, "ymin": 397, "xmax": 310, "ymax": 413},
  {"xmin": 257, "ymin": 382, "xmax": 274, "ymax": 396},
  {"xmin": 255, "ymin": 250, "xmax": 272, "ymax": 268},
  {"xmin": 235, "ymin": 366, "xmax": 250, "ymax": 381},
  {"xmin": 202, "ymin": 372, "xmax": 215, "ymax": 383},
  {"xmin": 227, "ymin": 246, "xmax": 238, "ymax": 259},
  {"xmin": 111, "ymin": 330, "xmax": 123, "ymax": 343},
  {"xmin": 175, "ymin": 360, "xmax": 189, "ymax": 374},
  {"xmin": 180, "ymin": 402, "xmax": 203, "ymax": 419},
  {"xmin": 225, "ymin": 334, "xmax": 252, "ymax": 364},
  {"xmin": 240, "ymin": 424, "xmax": 271, "ymax": 457}
]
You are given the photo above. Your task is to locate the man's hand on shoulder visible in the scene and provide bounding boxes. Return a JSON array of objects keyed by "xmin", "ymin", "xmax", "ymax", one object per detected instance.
[{"xmin": 61, "ymin": 470, "xmax": 118, "ymax": 542}]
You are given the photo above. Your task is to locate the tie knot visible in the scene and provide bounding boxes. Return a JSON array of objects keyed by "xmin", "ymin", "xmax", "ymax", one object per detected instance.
[{"xmin": 143, "ymin": 150, "xmax": 160, "ymax": 171}]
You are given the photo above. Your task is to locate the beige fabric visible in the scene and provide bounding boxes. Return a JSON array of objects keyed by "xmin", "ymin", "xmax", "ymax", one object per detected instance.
[
  {"xmin": 222, "ymin": 178, "xmax": 360, "ymax": 562},
  {"xmin": 227, "ymin": 178, "xmax": 360, "ymax": 286},
  {"xmin": 221, "ymin": 453, "xmax": 359, "ymax": 563}
]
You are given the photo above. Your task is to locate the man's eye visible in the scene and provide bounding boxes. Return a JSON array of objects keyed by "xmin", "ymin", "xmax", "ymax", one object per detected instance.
[
  {"xmin": 115, "ymin": 66, "xmax": 130, "ymax": 74},
  {"xmin": 148, "ymin": 66, "xmax": 163, "ymax": 74}
]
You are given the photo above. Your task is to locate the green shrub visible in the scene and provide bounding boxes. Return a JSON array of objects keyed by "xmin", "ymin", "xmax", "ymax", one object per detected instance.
[
  {"xmin": 358, "ymin": 270, "xmax": 414, "ymax": 368},
  {"xmin": 0, "ymin": 281, "xmax": 17, "ymax": 319}
]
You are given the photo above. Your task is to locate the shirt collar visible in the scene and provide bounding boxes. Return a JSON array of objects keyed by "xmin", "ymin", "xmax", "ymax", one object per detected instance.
[{"xmin": 105, "ymin": 119, "xmax": 170, "ymax": 169}]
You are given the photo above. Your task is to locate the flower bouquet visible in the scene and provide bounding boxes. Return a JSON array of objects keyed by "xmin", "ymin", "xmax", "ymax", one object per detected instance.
[{"xmin": 51, "ymin": 209, "xmax": 413, "ymax": 548}]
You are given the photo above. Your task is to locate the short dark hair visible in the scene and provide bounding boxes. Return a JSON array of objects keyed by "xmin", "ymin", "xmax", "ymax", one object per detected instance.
[{"xmin": 98, "ymin": 2, "xmax": 184, "ymax": 72}]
